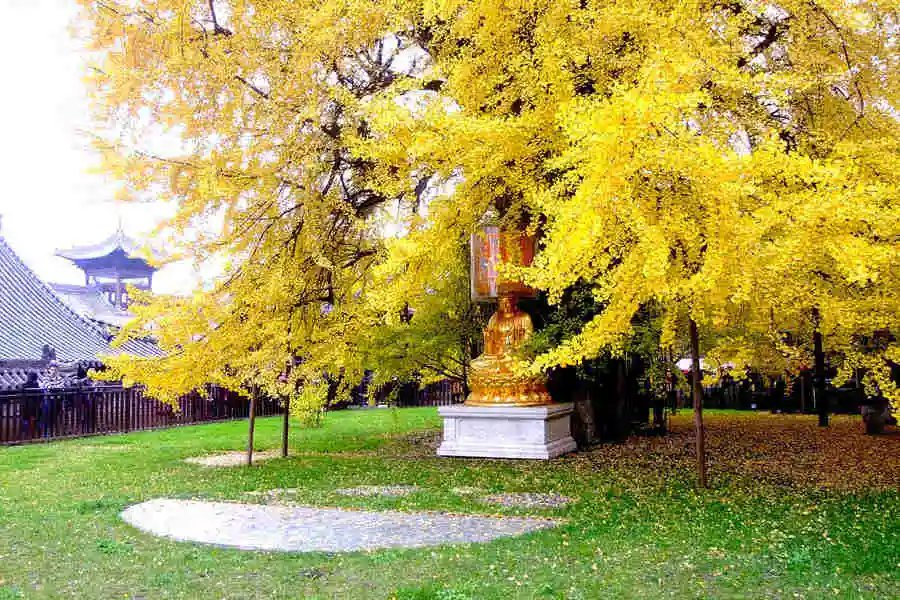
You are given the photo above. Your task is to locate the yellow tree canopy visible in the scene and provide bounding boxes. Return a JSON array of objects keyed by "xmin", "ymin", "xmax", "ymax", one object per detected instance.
[
  {"xmin": 78, "ymin": 1, "xmax": 899, "ymax": 403},
  {"xmin": 363, "ymin": 0, "xmax": 899, "ymax": 399},
  {"xmin": 78, "ymin": 0, "xmax": 482, "ymax": 402}
]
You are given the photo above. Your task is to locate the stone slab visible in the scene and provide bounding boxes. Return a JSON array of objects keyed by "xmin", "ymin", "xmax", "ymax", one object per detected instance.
[
  {"xmin": 437, "ymin": 403, "xmax": 577, "ymax": 460},
  {"xmin": 121, "ymin": 499, "xmax": 559, "ymax": 552}
]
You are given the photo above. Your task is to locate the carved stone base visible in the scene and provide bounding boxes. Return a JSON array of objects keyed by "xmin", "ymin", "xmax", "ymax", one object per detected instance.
[{"xmin": 437, "ymin": 404, "xmax": 577, "ymax": 460}]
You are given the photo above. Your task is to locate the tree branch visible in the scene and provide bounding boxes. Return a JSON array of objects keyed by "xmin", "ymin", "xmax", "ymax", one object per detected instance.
[{"xmin": 208, "ymin": 0, "xmax": 233, "ymax": 36}]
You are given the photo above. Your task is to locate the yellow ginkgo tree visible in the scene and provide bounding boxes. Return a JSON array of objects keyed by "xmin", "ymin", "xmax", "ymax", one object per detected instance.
[
  {"xmin": 80, "ymin": 0, "xmax": 447, "ymax": 400},
  {"xmin": 356, "ymin": 0, "xmax": 899, "ymax": 484},
  {"xmin": 78, "ymin": 0, "xmax": 898, "ymax": 484}
]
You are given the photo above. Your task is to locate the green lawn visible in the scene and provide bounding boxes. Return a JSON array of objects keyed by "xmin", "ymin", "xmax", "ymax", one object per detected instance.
[{"xmin": 0, "ymin": 408, "xmax": 897, "ymax": 599}]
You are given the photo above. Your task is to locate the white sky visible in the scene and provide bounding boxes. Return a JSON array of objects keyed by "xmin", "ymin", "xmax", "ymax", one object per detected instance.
[{"xmin": 0, "ymin": 0, "xmax": 193, "ymax": 294}]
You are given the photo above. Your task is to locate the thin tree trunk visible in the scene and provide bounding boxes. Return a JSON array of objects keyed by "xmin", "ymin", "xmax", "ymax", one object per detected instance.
[
  {"xmin": 812, "ymin": 309, "xmax": 828, "ymax": 427},
  {"xmin": 614, "ymin": 359, "xmax": 628, "ymax": 440},
  {"xmin": 246, "ymin": 388, "xmax": 257, "ymax": 466},
  {"xmin": 689, "ymin": 318, "xmax": 708, "ymax": 488},
  {"xmin": 281, "ymin": 395, "xmax": 290, "ymax": 458},
  {"xmin": 800, "ymin": 371, "xmax": 807, "ymax": 414}
]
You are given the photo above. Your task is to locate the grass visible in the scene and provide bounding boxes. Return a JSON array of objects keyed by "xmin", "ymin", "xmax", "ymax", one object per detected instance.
[{"xmin": 0, "ymin": 408, "xmax": 897, "ymax": 599}]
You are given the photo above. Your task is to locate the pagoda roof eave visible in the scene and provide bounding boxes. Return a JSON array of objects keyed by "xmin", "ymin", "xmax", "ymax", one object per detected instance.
[{"xmin": 55, "ymin": 229, "xmax": 165, "ymax": 264}]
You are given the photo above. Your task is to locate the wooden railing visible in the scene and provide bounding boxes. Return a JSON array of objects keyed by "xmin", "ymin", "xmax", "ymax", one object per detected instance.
[{"xmin": 0, "ymin": 385, "xmax": 282, "ymax": 445}]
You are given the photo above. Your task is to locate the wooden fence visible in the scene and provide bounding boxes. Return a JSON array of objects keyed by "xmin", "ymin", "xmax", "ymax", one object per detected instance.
[
  {"xmin": 0, "ymin": 385, "xmax": 282, "ymax": 445},
  {"xmin": 392, "ymin": 379, "xmax": 466, "ymax": 407}
]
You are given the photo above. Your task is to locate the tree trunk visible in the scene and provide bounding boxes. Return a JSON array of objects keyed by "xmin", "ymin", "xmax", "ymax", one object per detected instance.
[
  {"xmin": 799, "ymin": 371, "xmax": 807, "ymax": 414},
  {"xmin": 281, "ymin": 395, "xmax": 290, "ymax": 458},
  {"xmin": 689, "ymin": 318, "xmax": 708, "ymax": 488},
  {"xmin": 813, "ymin": 309, "xmax": 828, "ymax": 427},
  {"xmin": 605, "ymin": 359, "xmax": 629, "ymax": 441},
  {"xmin": 652, "ymin": 393, "xmax": 665, "ymax": 433},
  {"xmin": 549, "ymin": 367, "xmax": 596, "ymax": 446},
  {"xmin": 246, "ymin": 388, "xmax": 257, "ymax": 466},
  {"xmin": 572, "ymin": 383, "xmax": 598, "ymax": 447}
]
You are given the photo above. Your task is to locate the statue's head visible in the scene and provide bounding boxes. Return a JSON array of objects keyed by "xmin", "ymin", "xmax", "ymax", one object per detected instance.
[{"xmin": 498, "ymin": 294, "xmax": 516, "ymax": 315}]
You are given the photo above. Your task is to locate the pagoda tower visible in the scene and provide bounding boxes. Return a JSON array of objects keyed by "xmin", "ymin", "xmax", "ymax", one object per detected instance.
[{"xmin": 55, "ymin": 227, "xmax": 159, "ymax": 310}]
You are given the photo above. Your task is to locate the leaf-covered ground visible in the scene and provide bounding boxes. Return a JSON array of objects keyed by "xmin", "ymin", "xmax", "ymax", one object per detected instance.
[
  {"xmin": 0, "ymin": 409, "xmax": 896, "ymax": 599},
  {"xmin": 577, "ymin": 411, "xmax": 900, "ymax": 492}
]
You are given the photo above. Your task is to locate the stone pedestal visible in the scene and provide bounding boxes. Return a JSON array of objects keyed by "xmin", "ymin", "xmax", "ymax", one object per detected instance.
[{"xmin": 437, "ymin": 403, "xmax": 577, "ymax": 460}]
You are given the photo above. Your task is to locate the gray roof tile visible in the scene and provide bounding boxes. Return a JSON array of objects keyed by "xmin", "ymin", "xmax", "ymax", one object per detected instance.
[
  {"xmin": 0, "ymin": 235, "xmax": 161, "ymax": 363},
  {"xmin": 50, "ymin": 283, "xmax": 135, "ymax": 328}
]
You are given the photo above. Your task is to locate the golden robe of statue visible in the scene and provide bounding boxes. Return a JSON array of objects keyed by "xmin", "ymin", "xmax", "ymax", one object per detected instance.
[{"xmin": 466, "ymin": 294, "xmax": 553, "ymax": 406}]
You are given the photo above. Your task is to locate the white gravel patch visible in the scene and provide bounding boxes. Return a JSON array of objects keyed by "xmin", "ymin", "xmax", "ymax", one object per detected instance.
[
  {"xmin": 121, "ymin": 498, "xmax": 559, "ymax": 552},
  {"xmin": 480, "ymin": 493, "xmax": 572, "ymax": 509},
  {"xmin": 184, "ymin": 450, "xmax": 282, "ymax": 467},
  {"xmin": 450, "ymin": 486, "xmax": 481, "ymax": 496},
  {"xmin": 335, "ymin": 485, "xmax": 420, "ymax": 498},
  {"xmin": 243, "ymin": 488, "xmax": 301, "ymax": 505}
]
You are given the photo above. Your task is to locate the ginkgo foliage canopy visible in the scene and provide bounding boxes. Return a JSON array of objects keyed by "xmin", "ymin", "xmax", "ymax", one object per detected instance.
[{"xmin": 79, "ymin": 0, "xmax": 899, "ymax": 405}]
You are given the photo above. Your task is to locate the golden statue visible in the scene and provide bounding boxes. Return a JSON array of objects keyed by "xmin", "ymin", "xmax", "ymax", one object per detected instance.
[{"xmin": 466, "ymin": 293, "xmax": 553, "ymax": 406}]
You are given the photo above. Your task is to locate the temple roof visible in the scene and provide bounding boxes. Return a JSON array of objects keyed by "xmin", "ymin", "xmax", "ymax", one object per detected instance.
[
  {"xmin": 50, "ymin": 283, "xmax": 135, "ymax": 329},
  {"xmin": 55, "ymin": 228, "xmax": 163, "ymax": 266},
  {"xmin": 0, "ymin": 234, "xmax": 161, "ymax": 363}
]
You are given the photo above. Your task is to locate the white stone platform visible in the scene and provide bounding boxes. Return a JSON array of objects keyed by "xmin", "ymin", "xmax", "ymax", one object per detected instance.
[{"xmin": 437, "ymin": 403, "xmax": 577, "ymax": 460}]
